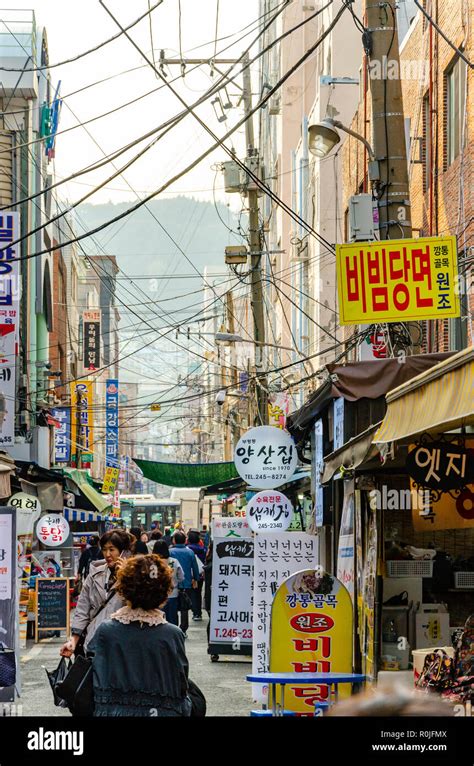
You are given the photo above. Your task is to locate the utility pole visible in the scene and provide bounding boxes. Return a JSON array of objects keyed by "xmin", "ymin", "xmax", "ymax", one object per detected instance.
[
  {"xmin": 242, "ymin": 52, "xmax": 268, "ymax": 424},
  {"xmin": 364, "ymin": 0, "xmax": 420, "ymax": 352}
]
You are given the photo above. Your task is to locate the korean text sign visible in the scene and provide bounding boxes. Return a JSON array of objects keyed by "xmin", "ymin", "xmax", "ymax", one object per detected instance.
[
  {"xmin": 336, "ymin": 236, "xmax": 459, "ymax": 324},
  {"xmin": 52, "ymin": 407, "xmax": 70, "ymax": 463},
  {"xmin": 246, "ymin": 491, "xmax": 293, "ymax": 533},
  {"xmin": 36, "ymin": 514, "xmax": 70, "ymax": 547},
  {"xmin": 105, "ymin": 379, "xmax": 119, "ymax": 469},
  {"xmin": 0, "ymin": 213, "xmax": 19, "ymax": 448},
  {"xmin": 234, "ymin": 425, "xmax": 298, "ymax": 489},
  {"xmin": 70, "ymin": 380, "xmax": 94, "ymax": 463},
  {"xmin": 270, "ymin": 568, "xmax": 352, "ymax": 714},
  {"xmin": 83, "ymin": 310, "xmax": 101, "ymax": 371},
  {"xmin": 210, "ymin": 518, "xmax": 254, "ymax": 648},
  {"xmin": 253, "ymin": 533, "xmax": 319, "ymax": 703}
]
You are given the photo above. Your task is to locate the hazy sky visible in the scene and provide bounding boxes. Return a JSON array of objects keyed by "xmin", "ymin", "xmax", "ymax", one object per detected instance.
[{"xmin": 2, "ymin": 0, "xmax": 262, "ymax": 205}]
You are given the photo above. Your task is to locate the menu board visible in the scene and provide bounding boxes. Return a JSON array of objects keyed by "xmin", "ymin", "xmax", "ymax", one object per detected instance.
[{"xmin": 35, "ymin": 577, "xmax": 70, "ymax": 640}]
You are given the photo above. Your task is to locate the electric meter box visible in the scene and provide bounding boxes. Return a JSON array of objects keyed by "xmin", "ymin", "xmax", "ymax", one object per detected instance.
[{"xmin": 349, "ymin": 193, "xmax": 375, "ymax": 241}]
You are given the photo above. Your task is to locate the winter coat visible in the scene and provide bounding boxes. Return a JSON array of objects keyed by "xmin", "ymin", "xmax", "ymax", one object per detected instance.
[
  {"xmin": 88, "ymin": 615, "xmax": 191, "ymax": 716},
  {"xmin": 71, "ymin": 560, "xmax": 124, "ymax": 650},
  {"xmin": 187, "ymin": 543, "xmax": 206, "ymax": 564}
]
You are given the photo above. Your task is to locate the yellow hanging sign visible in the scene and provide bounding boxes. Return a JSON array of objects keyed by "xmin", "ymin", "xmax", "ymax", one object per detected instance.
[
  {"xmin": 270, "ymin": 568, "xmax": 353, "ymax": 714},
  {"xmin": 336, "ymin": 236, "xmax": 459, "ymax": 325}
]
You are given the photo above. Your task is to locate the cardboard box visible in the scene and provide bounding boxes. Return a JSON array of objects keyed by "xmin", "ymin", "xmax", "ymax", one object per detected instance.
[{"xmin": 415, "ymin": 605, "xmax": 450, "ymax": 649}]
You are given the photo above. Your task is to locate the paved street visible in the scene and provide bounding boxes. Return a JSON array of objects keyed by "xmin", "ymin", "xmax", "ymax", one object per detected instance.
[{"xmin": 18, "ymin": 619, "xmax": 252, "ymax": 717}]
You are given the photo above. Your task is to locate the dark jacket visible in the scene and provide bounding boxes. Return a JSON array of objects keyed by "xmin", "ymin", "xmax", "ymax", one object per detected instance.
[
  {"xmin": 78, "ymin": 545, "xmax": 103, "ymax": 578},
  {"xmin": 88, "ymin": 618, "xmax": 191, "ymax": 717},
  {"xmin": 203, "ymin": 561, "xmax": 212, "ymax": 613},
  {"xmin": 187, "ymin": 543, "xmax": 206, "ymax": 564}
]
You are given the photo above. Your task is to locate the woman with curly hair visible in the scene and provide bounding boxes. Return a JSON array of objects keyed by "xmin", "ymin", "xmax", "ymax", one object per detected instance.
[{"xmin": 88, "ymin": 554, "xmax": 191, "ymax": 717}]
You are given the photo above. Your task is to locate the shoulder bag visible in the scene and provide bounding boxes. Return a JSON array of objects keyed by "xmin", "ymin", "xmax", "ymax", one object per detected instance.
[
  {"xmin": 55, "ymin": 588, "xmax": 117, "ymax": 717},
  {"xmin": 0, "ymin": 643, "xmax": 16, "ymax": 688}
]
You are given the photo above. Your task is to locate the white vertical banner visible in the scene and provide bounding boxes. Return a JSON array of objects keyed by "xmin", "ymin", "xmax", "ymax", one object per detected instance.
[
  {"xmin": 0, "ymin": 212, "xmax": 20, "ymax": 448},
  {"xmin": 252, "ymin": 532, "xmax": 319, "ymax": 702},
  {"xmin": 210, "ymin": 518, "xmax": 253, "ymax": 651},
  {"xmin": 336, "ymin": 480, "xmax": 355, "ymax": 604}
]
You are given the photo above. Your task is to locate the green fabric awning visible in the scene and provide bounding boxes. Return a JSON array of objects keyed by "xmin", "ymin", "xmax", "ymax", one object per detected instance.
[
  {"xmin": 133, "ymin": 459, "xmax": 239, "ymax": 488},
  {"xmin": 61, "ymin": 468, "xmax": 112, "ymax": 514}
]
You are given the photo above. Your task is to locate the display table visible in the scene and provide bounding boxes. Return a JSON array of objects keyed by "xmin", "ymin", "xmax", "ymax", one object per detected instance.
[{"xmin": 246, "ymin": 672, "xmax": 366, "ymax": 716}]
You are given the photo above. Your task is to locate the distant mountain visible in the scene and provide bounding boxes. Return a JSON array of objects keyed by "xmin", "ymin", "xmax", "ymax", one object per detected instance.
[{"xmin": 79, "ymin": 197, "xmax": 244, "ymax": 290}]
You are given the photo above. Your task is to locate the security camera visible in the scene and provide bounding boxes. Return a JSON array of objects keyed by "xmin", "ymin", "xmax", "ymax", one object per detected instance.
[{"xmin": 215, "ymin": 389, "xmax": 227, "ymax": 406}]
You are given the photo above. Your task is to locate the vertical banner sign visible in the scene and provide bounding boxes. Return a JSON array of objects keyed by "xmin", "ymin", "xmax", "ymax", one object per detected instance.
[
  {"xmin": 336, "ymin": 481, "xmax": 355, "ymax": 604},
  {"xmin": 83, "ymin": 310, "xmax": 101, "ymax": 372},
  {"xmin": 210, "ymin": 518, "xmax": 253, "ymax": 652},
  {"xmin": 0, "ymin": 212, "xmax": 20, "ymax": 448},
  {"xmin": 52, "ymin": 407, "xmax": 70, "ymax": 463},
  {"xmin": 270, "ymin": 568, "xmax": 353, "ymax": 715},
  {"xmin": 105, "ymin": 379, "xmax": 119, "ymax": 469},
  {"xmin": 70, "ymin": 381, "xmax": 94, "ymax": 464},
  {"xmin": 336, "ymin": 236, "xmax": 459, "ymax": 325},
  {"xmin": 252, "ymin": 533, "xmax": 319, "ymax": 703},
  {"xmin": 311, "ymin": 420, "xmax": 324, "ymax": 528},
  {"xmin": 0, "ymin": 507, "xmax": 16, "ymax": 702}
]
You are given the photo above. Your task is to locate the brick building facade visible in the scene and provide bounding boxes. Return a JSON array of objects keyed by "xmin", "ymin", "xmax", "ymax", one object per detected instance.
[{"xmin": 341, "ymin": 2, "xmax": 473, "ymax": 353}]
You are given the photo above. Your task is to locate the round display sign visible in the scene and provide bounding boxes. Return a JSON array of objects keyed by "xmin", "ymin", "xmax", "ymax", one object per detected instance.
[
  {"xmin": 234, "ymin": 425, "xmax": 298, "ymax": 489},
  {"xmin": 246, "ymin": 490, "xmax": 294, "ymax": 533},
  {"xmin": 36, "ymin": 514, "xmax": 70, "ymax": 547}
]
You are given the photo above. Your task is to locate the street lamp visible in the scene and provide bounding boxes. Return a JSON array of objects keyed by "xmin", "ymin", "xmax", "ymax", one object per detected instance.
[{"xmin": 308, "ymin": 118, "xmax": 376, "ymax": 162}]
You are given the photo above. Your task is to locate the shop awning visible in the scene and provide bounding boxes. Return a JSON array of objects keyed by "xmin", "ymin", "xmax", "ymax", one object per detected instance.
[
  {"xmin": 61, "ymin": 468, "xmax": 112, "ymax": 514},
  {"xmin": 374, "ymin": 346, "xmax": 474, "ymax": 444},
  {"xmin": 133, "ymin": 459, "xmax": 239, "ymax": 488},
  {"xmin": 287, "ymin": 353, "xmax": 453, "ymax": 447},
  {"xmin": 64, "ymin": 509, "xmax": 121, "ymax": 523},
  {"xmin": 321, "ymin": 424, "xmax": 381, "ymax": 483}
]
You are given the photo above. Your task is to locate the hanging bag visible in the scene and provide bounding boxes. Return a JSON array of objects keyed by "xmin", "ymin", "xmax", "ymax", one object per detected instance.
[
  {"xmin": 55, "ymin": 588, "xmax": 117, "ymax": 716},
  {"xmin": 0, "ymin": 643, "xmax": 16, "ymax": 688}
]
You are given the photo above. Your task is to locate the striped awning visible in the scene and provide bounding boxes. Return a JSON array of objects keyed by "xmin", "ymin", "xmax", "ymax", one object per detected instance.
[
  {"xmin": 64, "ymin": 509, "xmax": 120, "ymax": 523},
  {"xmin": 374, "ymin": 347, "xmax": 474, "ymax": 444}
]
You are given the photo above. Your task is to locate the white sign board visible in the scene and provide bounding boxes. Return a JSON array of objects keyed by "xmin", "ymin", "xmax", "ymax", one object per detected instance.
[
  {"xmin": 36, "ymin": 514, "xmax": 70, "ymax": 547},
  {"xmin": 10, "ymin": 492, "xmax": 42, "ymax": 537},
  {"xmin": 336, "ymin": 482, "xmax": 355, "ymax": 603},
  {"xmin": 210, "ymin": 519, "xmax": 253, "ymax": 649},
  {"xmin": 234, "ymin": 426, "xmax": 297, "ymax": 489},
  {"xmin": 252, "ymin": 532, "xmax": 319, "ymax": 701},
  {"xmin": 246, "ymin": 490, "xmax": 293, "ymax": 533}
]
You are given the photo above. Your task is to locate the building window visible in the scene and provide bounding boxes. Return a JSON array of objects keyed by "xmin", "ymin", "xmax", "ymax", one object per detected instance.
[{"xmin": 446, "ymin": 57, "xmax": 467, "ymax": 166}]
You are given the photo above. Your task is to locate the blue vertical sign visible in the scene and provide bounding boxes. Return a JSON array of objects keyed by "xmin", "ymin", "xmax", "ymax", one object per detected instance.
[
  {"xmin": 105, "ymin": 379, "xmax": 119, "ymax": 468},
  {"xmin": 52, "ymin": 407, "xmax": 70, "ymax": 463}
]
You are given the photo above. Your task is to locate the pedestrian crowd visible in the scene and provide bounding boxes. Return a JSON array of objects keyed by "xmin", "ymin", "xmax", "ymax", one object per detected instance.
[{"xmin": 58, "ymin": 522, "xmax": 211, "ymax": 717}]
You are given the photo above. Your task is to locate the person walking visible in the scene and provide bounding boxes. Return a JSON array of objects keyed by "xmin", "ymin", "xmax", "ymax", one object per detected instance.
[
  {"xmin": 88, "ymin": 554, "xmax": 191, "ymax": 717},
  {"xmin": 60, "ymin": 530, "xmax": 133, "ymax": 657},
  {"xmin": 169, "ymin": 531, "xmax": 199, "ymax": 638},
  {"xmin": 130, "ymin": 527, "xmax": 148, "ymax": 555},
  {"xmin": 147, "ymin": 528, "xmax": 163, "ymax": 553},
  {"xmin": 152, "ymin": 539, "xmax": 184, "ymax": 626},
  {"xmin": 77, "ymin": 535, "xmax": 103, "ymax": 582},
  {"xmin": 163, "ymin": 527, "xmax": 172, "ymax": 546},
  {"xmin": 186, "ymin": 530, "xmax": 206, "ymax": 621}
]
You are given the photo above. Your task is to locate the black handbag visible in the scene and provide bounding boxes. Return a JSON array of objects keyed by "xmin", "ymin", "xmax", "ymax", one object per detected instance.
[
  {"xmin": 44, "ymin": 657, "xmax": 71, "ymax": 708},
  {"xmin": 55, "ymin": 588, "xmax": 117, "ymax": 716},
  {"xmin": 178, "ymin": 589, "xmax": 192, "ymax": 611},
  {"xmin": 188, "ymin": 678, "xmax": 206, "ymax": 717},
  {"xmin": 56, "ymin": 655, "xmax": 94, "ymax": 717},
  {"xmin": 0, "ymin": 643, "xmax": 15, "ymax": 688}
]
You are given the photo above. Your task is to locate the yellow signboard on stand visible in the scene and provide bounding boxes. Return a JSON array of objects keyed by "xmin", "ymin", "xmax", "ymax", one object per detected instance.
[
  {"xmin": 336, "ymin": 236, "xmax": 459, "ymax": 324},
  {"xmin": 270, "ymin": 568, "xmax": 353, "ymax": 714}
]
